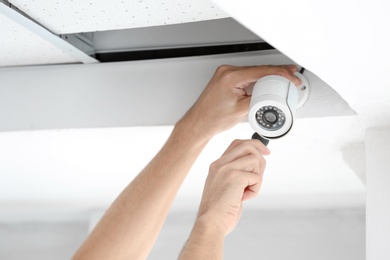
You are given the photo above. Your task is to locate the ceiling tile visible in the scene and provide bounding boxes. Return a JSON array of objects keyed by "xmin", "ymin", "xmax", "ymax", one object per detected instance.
[
  {"xmin": 0, "ymin": 4, "xmax": 97, "ymax": 67},
  {"xmin": 0, "ymin": 7, "xmax": 77, "ymax": 67},
  {"xmin": 9, "ymin": 0, "xmax": 229, "ymax": 34}
]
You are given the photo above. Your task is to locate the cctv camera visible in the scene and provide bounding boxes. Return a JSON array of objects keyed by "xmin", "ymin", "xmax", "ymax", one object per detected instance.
[{"xmin": 248, "ymin": 72, "xmax": 309, "ymax": 139}]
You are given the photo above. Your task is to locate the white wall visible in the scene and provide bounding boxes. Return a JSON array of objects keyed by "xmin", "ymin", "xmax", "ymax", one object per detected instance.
[
  {"xmin": 0, "ymin": 221, "xmax": 88, "ymax": 260},
  {"xmin": 366, "ymin": 128, "xmax": 390, "ymax": 260},
  {"xmin": 152, "ymin": 209, "xmax": 365, "ymax": 260},
  {"xmin": 0, "ymin": 209, "xmax": 365, "ymax": 260}
]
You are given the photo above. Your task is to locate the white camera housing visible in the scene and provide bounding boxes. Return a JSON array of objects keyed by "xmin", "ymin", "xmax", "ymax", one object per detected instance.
[{"xmin": 248, "ymin": 73, "xmax": 309, "ymax": 139}]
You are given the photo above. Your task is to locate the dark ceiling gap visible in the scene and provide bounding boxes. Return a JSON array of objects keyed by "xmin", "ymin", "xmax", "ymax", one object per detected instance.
[{"xmin": 95, "ymin": 42, "xmax": 274, "ymax": 62}]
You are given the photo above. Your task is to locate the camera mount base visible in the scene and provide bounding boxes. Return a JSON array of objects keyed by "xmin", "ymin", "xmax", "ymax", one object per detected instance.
[{"xmin": 295, "ymin": 73, "xmax": 310, "ymax": 109}]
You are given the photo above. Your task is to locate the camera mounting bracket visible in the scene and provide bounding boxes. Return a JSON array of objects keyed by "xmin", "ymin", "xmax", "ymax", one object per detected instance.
[{"xmin": 295, "ymin": 73, "xmax": 310, "ymax": 109}]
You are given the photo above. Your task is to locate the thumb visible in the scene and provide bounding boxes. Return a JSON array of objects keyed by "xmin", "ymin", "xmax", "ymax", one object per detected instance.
[{"xmin": 237, "ymin": 96, "xmax": 251, "ymax": 116}]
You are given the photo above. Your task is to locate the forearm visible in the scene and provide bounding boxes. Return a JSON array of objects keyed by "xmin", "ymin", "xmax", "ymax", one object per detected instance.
[
  {"xmin": 179, "ymin": 216, "xmax": 225, "ymax": 260},
  {"xmin": 72, "ymin": 65, "xmax": 295, "ymax": 260},
  {"xmin": 72, "ymin": 118, "xmax": 210, "ymax": 260}
]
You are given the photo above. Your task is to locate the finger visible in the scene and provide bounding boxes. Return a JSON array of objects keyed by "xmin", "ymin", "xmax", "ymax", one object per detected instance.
[
  {"xmin": 222, "ymin": 139, "xmax": 270, "ymax": 158},
  {"xmin": 220, "ymin": 140, "xmax": 269, "ymax": 166},
  {"xmin": 241, "ymin": 182, "xmax": 262, "ymax": 201},
  {"xmin": 222, "ymin": 154, "xmax": 265, "ymax": 202},
  {"xmin": 233, "ymin": 66, "xmax": 272, "ymax": 85},
  {"xmin": 234, "ymin": 154, "xmax": 266, "ymax": 201},
  {"xmin": 266, "ymin": 66, "xmax": 302, "ymax": 87},
  {"xmin": 221, "ymin": 140, "xmax": 249, "ymax": 156},
  {"xmin": 227, "ymin": 153, "xmax": 262, "ymax": 174},
  {"xmin": 285, "ymin": 64, "xmax": 299, "ymax": 72},
  {"xmin": 228, "ymin": 152, "xmax": 266, "ymax": 182},
  {"xmin": 241, "ymin": 161, "xmax": 266, "ymax": 202},
  {"xmin": 245, "ymin": 156, "xmax": 266, "ymax": 199},
  {"xmin": 259, "ymin": 154, "xmax": 266, "ymax": 178},
  {"xmin": 237, "ymin": 170, "xmax": 263, "ymax": 198},
  {"xmin": 284, "ymin": 66, "xmax": 302, "ymax": 86},
  {"xmin": 219, "ymin": 142, "xmax": 267, "ymax": 168},
  {"xmin": 230, "ymin": 65, "xmax": 300, "ymax": 87}
]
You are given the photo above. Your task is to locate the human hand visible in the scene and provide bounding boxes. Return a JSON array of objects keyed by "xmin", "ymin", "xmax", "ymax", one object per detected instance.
[
  {"xmin": 180, "ymin": 65, "xmax": 301, "ymax": 140},
  {"xmin": 196, "ymin": 139, "xmax": 270, "ymax": 236}
]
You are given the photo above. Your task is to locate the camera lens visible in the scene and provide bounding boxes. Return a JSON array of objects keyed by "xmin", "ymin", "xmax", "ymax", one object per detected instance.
[
  {"xmin": 255, "ymin": 106, "xmax": 285, "ymax": 131},
  {"xmin": 264, "ymin": 111, "xmax": 277, "ymax": 123}
]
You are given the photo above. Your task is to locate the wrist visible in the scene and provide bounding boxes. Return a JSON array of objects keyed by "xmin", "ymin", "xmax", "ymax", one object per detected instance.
[
  {"xmin": 179, "ymin": 215, "xmax": 225, "ymax": 259},
  {"xmin": 193, "ymin": 213, "xmax": 227, "ymax": 239},
  {"xmin": 174, "ymin": 111, "xmax": 214, "ymax": 146}
]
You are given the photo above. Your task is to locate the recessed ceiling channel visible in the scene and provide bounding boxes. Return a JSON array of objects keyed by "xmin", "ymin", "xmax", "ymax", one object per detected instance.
[
  {"xmin": 5, "ymin": 0, "xmax": 273, "ymax": 63},
  {"xmin": 65, "ymin": 18, "xmax": 274, "ymax": 62}
]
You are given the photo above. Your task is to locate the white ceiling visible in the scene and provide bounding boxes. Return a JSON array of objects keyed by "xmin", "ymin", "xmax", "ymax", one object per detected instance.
[
  {"xmin": 0, "ymin": 0, "xmax": 378, "ymax": 220},
  {"xmin": 0, "ymin": 51, "xmax": 355, "ymax": 132},
  {"xmin": 9, "ymin": 0, "xmax": 228, "ymax": 34}
]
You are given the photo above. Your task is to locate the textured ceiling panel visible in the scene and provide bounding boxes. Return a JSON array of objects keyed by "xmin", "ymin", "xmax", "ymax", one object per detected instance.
[
  {"xmin": 9, "ymin": 0, "xmax": 229, "ymax": 34},
  {"xmin": 0, "ymin": 4, "xmax": 80, "ymax": 67},
  {"xmin": 0, "ymin": 4, "xmax": 97, "ymax": 67}
]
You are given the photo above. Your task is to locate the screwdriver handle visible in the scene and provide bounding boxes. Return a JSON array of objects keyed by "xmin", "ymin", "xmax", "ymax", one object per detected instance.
[{"xmin": 251, "ymin": 132, "xmax": 269, "ymax": 146}]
